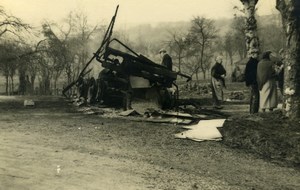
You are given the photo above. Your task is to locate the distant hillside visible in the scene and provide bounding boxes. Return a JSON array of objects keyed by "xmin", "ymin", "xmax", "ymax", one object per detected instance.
[
  {"xmin": 257, "ymin": 13, "xmax": 282, "ymax": 27},
  {"xmin": 117, "ymin": 21, "xmax": 191, "ymax": 49},
  {"xmin": 110, "ymin": 13, "xmax": 283, "ymax": 71},
  {"xmin": 116, "ymin": 13, "xmax": 282, "ymax": 50}
]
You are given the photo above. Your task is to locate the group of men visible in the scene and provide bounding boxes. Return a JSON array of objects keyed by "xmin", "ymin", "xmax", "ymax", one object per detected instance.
[
  {"xmin": 75, "ymin": 46, "xmax": 284, "ymax": 114},
  {"xmin": 245, "ymin": 50, "xmax": 283, "ymax": 113},
  {"xmin": 210, "ymin": 49, "xmax": 284, "ymax": 114}
]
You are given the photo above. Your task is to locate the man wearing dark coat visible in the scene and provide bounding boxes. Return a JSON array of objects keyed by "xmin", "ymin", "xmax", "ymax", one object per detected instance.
[
  {"xmin": 211, "ymin": 56, "xmax": 226, "ymax": 109},
  {"xmin": 257, "ymin": 51, "xmax": 278, "ymax": 112},
  {"xmin": 245, "ymin": 50, "xmax": 259, "ymax": 114},
  {"xmin": 159, "ymin": 49, "xmax": 173, "ymax": 71}
]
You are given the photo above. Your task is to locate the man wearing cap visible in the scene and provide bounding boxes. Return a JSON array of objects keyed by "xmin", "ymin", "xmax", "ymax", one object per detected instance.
[
  {"xmin": 159, "ymin": 49, "xmax": 173, "ymax": 71},
  {"xmin": 159, "ymin": 48, "xmax": 174, "ymax": 106},
  {"xmin": 245, "ymin": 49, "xmax": 259, "ymax": 114}
]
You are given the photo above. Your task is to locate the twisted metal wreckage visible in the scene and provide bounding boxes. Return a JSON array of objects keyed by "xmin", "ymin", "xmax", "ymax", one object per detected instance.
[
  {"xmin": 63, "ymin": 5, "xmax": 190, "ymax": 109},
  {"xmin": 62, "ymin": 6, "xmax": 227, "ymax": 125}
]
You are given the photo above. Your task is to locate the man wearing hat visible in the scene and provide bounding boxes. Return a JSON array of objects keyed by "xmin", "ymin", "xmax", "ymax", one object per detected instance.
[
  {"xmin": 159, "ymin": 49, "xmax": 173, "ymax": 71},
  {"xmin": 245, "ymin": 49, "xmax": 259, "ymax": 114}
]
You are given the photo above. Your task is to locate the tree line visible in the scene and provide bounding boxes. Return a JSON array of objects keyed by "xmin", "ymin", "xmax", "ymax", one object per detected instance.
[
  {"xmin": 0, "ymin": 7, "xmax": 105, "ymax": 95},
  {"xmin": 117, "ymin": 13, "xmax": 284, "ymax": 81},
  {"xmin": 2, "ymin": 1, "xmax": 300, "ymax": 119},
  {"xmin": 0, "ymin": 4, "xmax": 285, "ymax": 94}
]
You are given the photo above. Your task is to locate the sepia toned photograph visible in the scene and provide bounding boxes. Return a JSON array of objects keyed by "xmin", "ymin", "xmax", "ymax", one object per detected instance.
[{"xmin": 0, "ymin": 0, "xmax": 300, "ymax": 189}]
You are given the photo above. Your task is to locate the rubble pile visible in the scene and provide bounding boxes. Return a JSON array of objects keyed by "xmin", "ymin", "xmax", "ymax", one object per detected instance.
[
  {"xmin": 226, "ymin": 91, "xmax": 245, "ymax": 102},
  {"xmin": 180, "ymin": 82, "xmax": 211, "ymax": 96}
]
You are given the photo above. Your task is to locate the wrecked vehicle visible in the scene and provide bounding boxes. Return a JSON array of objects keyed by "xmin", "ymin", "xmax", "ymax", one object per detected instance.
[{"xmin": 63, "ymin": 5, "xmax": 191, "ymax": 110}]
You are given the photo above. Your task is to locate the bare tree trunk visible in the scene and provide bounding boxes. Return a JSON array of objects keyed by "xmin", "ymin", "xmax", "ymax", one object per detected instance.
[
  {"xmin": 8, "ymin": 79, "xmax": 11, "ymax": 95},
  {"xmin": 31, "ymin": 75, "xmax": 35, "ymax": 94},
  {"xmin": 195, "ymin": 71, "xmax": 199, "ymax": 82},
  {"xmin": 178, "ymin": 55, "xmax": 181, "ymax": 72},
  {"xmin": 19, "ymin": 72, "xmax": 26, "ymax": 95},
  {"xmin": 10, "ymin": 75, "xmax": 14, "ymax": 95},
  {"xmin": 229, "ymin": 54, "xmax": 233, "ymax": 66},
  {"xmin": 200, "ymin": 43, "xmax": 205, "ymax": 80},
  {"xmin": 5, "ymin": 75, "xmax": 9, "ymax": 95},
  {"xmin": 276, "ymin": 0, "xmax": 300, "ymax": 119},
  {"xmin": 66, "ymin": 64, "xmax": 72, "ymax": 84},
  {"xmin": 203, "ymin": 71, "xmax": 206, "ymax": 80},
  {"xmin": 240, "ymin": 0, "xmax": 260, "ymax": 56},
  {"xmin": 54, "ymin": 76, "xmax": 58, "ymax": 95}
]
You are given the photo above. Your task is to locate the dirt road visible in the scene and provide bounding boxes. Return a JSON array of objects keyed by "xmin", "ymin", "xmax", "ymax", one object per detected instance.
[{"xmin": 0, "ymin": 96, "xmax": 300, "ymax": 190}]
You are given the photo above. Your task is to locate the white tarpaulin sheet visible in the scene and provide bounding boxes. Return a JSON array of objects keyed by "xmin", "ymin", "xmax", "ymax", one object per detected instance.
[
  {"xmin": 182, "ymin": 119, "xmax": 226, "ymax": 129},
  {"xmin": 174, "ymin": 119, "xmax": 226, "ymax": 142}
]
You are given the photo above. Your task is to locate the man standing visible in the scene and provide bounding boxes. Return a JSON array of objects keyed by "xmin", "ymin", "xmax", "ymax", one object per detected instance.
[
  {"xmin": 257, "ymin": 51, "xmax": 278, "ymax": 112},
  {"xmin": 245, "ymin": 50, "xmax": 259, "ymax": 114},
  {"xmin": 211, "ymin": 56, "xmax": 226, "ymax": 109},
  {"xmin": 159, "ymin": 49, "xmax": 173, "ymax": 71},
  {"xmin": 159, "ymin": 48, "xmax": 176, "ymax": 109}
]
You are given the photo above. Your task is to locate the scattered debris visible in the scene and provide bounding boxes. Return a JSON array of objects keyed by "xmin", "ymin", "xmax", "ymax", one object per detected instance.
[
  {"xmin": 131, "ymin": 100, "xmax": 160, "ymax": 115},
  {"xmin": 74, "ymin": 102, "xmax": 227, "ymax": 125},
  {"xmin": 77, "ymin": 106, "xmax": 104, "ymax": 115},
  {"xmin": 181, "ymin": 82, "xmax": 210, "ymax": 95},
  {"xmin": 24, "ymin": 99, "xmax": 35, "ymax": 107},
  {"xmin": 144, "ymin": 117, "xmax": 193, "ymax": 125},
  {"xmin": 159, "ymin": 111, "xmax": 194, "ymax": 119},
  {"xmin": 56, "ymin": 165, "xmax": 61, "ymax": 174},
  {"xmin": 142, "ymin": 110, "xmax": 195, "ymax": 124},
  {"xmin": 119, "ymin": 109, "xmax": 141, "ymax": 116},
  {"xmin": 226, "ymin": 91, "xmax": 245, "ymax": 102}
]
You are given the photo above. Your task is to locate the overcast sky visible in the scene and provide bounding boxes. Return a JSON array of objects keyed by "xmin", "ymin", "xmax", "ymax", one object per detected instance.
[{"xmin": 1, "ymin": 0, "xmax": 278, "ymax": 26}]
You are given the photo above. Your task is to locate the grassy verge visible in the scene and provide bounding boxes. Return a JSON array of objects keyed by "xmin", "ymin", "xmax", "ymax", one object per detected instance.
[{"xmin": 221, "ymin": 111, "xmax": 300, "ymax": 168}]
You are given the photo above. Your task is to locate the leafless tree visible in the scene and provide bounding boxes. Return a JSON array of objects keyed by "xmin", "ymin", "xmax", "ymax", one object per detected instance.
[
  {"xmin": 222, "ymin": 32, "xmax": 236, "ymax": 66},
  {"xmin": 166, "ymin": 30, "xmax": 188, "ymax": 72},
  {"xmin": 0, "ymin": 6, "xmax": 31, "ymax": 39},
  {"xmin": 186, "ymin": 16, "xmax": 218, "ymax": 80},
  {"xmin": 0, "ymin": 42, "xmax": 25, "ymax": 95},
  {"xmin": 73, "ymin": 11, "xmax": 98, "ymax": 77}
]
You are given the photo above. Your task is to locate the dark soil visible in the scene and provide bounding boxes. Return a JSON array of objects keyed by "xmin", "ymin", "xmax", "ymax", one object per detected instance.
[
  {"xmin": 180, "ymin": 81, "xmax": 300, "ymax": 169},
  {"xmin": 221, "ymin": 111, "xmax": 300, "ymax": 168},
  {"xmin": 1, "ymin": 82, "xmax": 300, "ymax": 189}
]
